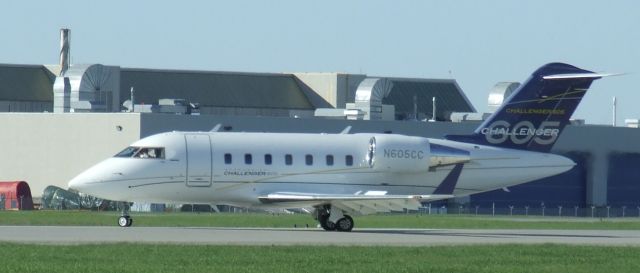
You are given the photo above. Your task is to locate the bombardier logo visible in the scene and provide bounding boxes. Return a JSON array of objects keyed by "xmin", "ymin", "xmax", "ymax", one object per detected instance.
[{"xmin": 480, "ymin": 120, "xmax": 560, "ymax": 145}]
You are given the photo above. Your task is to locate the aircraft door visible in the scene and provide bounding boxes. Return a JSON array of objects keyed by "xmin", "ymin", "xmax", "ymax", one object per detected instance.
[{"xmin": 185, "ymin": 134, "xmax": 212, "ymax": 187}]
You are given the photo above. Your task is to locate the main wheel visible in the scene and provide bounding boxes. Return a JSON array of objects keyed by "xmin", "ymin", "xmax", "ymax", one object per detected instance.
[
  {"xmin": 126, "ymin": 217, "xmax": 133, "ymax": 227},
  {"xmin": 336, "ymin": 215, "xmax": 354, "ymax": 232},
  {"xmin": 118, "ymin": 216, "xmax": 130, "ymax": 227},
  {"xmin": 319, "ymin": 214, "xmax": 336, "ymax": 231}
]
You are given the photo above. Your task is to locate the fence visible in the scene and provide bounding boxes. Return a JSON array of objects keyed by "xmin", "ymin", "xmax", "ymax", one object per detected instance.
[
  {"xmin": 417, "ymin": 203, "xmax": 640, "ymax": 218},
  {"xmin": 0, "ymin": 195, "xmax": 31, "ymax": 210}
]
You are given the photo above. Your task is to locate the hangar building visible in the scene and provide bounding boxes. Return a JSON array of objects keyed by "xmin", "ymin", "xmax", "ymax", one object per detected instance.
[{"xmin": 0, "ymin": 32, "xmax": 638, "ymax": 214}]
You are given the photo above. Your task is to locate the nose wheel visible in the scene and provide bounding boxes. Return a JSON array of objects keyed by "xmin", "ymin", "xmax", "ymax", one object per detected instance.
[
  {"xmin": 118, "ymin": 202, "xmax": 133, "ymax": 227},
  {"xmin": 118, "ymin": 216, "xmax": 133, "ymax": 227}
]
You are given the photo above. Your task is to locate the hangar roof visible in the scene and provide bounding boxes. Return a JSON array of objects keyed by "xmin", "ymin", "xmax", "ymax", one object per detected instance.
[
  {"xmin": 0, "ymin": 64, "xmax": 54, "ymax": 101},
  {"xmin": 120, "ymin": 68, "xmax": 314, "ymax": 110},
  {"xmin": 384, "ymin": 78, "xmax": 475, "ymax": 120},
  {"xmin": 0, "ymin": 63, "xmax": 477, "ymax": 116}
]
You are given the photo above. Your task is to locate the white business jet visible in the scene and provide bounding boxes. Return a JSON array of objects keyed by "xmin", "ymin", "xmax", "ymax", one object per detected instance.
[{"xmin": 69, "ymin": 63, "xmax": 610, "ymax": 231}]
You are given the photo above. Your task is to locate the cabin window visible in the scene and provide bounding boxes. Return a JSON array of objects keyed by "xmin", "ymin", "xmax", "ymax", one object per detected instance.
[
  {"xmin": 245, "ymin": 154, "xmax": 252, "ymax": 165},
  {"xmin": 115, "ymin": 146, "xmax": 139, "ymax": 158},
  {"xmin": 285, "ymin": 154, "xmax": 293, "ymax": 165},
  {"xmin": 326, "ymin": 155, "xmax": 334, "ymax": 166},
  {"xmin": 264, "ymin": 154, "xmax": 272, "ymax": 165},
  {"xmin": 345, "ymin": 155, "xmax": 353, "ymax": 166},
  {"xmin": 224, "ymin": 153, "xmax": 232, "ymax": 164},
  {"xmin": 305, "ymin": 154, "xmax": 313, "ymax": 166},
  {"xmin": 133, "ymin": 148, "xmax": 165, "ymax": 159}
]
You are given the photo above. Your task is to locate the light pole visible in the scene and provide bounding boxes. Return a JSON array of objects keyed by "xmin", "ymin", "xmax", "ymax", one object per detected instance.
[
  {"xmin": 492, "ymin": 202, "xmax": 495, "ymax": 216},
  {"xmin": 558, "ymin": 206, "xmax": 562, "ymax": 217}
]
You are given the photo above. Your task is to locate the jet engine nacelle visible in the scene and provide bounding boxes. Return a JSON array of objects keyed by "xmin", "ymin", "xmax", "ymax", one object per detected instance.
[{"xmin": 368, "ymin": 135, "xmax": 431, "ymax": 173}]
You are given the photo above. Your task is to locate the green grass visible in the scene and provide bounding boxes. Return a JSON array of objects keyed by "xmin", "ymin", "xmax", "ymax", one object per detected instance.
[
  {"xmin": 2, "ymin": 210, "xmax": 640, "ymax": 229},
  {"xmin": 1, "ymin": 243, "xmax": 639, "ymax": 273}
]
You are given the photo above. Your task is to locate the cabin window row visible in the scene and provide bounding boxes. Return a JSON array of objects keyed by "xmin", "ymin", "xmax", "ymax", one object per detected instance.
[{"xmin": 224, "ymin": 153, "xmax": 353, "ymax": 166}]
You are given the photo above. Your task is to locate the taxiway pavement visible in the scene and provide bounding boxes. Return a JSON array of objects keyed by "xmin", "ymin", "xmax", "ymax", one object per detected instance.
[{"xmin": 1, "ymin": 226, "xmax": 639, "ymax": 246}]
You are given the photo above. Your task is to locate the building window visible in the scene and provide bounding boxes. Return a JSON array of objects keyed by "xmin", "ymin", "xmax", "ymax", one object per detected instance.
[
  {"xmin": 346, "ymin": 155, "xmax": 353, "ymax": 166},
  {"xmin": 224, "ymin": 153, "xmax": 232, "ymax": 164},
  {"xmin": 285, "ymin": 154, "xmax": 293, "ymax": 165},
  {"xmin": 245, "ymin": 154, "xmax": 252, "ymax": 165},
  {"xmin": 264, "ymin": 154, "xmax": 272, "ymax": 165},
  {"xmin": 305, "ymin": 154, "xmax": 313, "ymax": 166},
  {"xmin": 326, "ymin": 155, "xmax": 334, "ymax": 166}
]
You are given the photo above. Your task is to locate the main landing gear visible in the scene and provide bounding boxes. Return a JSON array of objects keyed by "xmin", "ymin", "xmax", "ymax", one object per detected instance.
[
  {"xmin": 118, "ymin": 202, "xmax": 133, "ymax": 227},
  {"xmin": 315, "ymin": 205, "xmax": 354, "ymax": 232}
]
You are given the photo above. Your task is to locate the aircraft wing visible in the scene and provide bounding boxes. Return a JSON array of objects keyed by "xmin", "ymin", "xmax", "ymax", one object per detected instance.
[{"xmin": 258, "ymin": 192, "xmax": 454, "ymax": 215}]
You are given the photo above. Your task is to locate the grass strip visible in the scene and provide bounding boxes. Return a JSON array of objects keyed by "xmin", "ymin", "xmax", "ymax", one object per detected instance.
[{"xmin": 1, "ymin": 243, "xmax": 639, "ymax": 273}]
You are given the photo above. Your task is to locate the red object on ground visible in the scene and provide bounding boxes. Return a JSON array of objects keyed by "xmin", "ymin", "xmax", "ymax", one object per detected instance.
[{"xmin": 0, "ymin": 181, "xmax": 34, "ymax": 210}]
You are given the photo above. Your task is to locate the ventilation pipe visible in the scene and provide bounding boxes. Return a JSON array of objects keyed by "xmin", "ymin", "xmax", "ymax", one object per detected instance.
[
  {"xmin": 59, "ymin": 28, "xmax": 70, "ymax": 76},
  {"xmin": 413, "ymin": 95, "xmax": 418, "ymax": 120},
  {"xmin": 354, "ymin": 78, "xmax": 393, "ymax": 120},
  {"xmin": 487, "ymin": 82, "xmax": 520, "ymax": 113},
  {"xmin": 613, "ymin": 96, "xmax": 617, "ymax": 127},
  {"xmin": 429, "ymin": 97, "xmax": 436, "ymax": 122},
  {"xmin": 130, "ymin": 87, "xmax": 135, "ymax": 112}
]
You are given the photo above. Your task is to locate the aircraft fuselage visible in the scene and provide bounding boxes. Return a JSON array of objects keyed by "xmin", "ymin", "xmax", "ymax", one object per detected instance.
[{"xmin": 69, "ymin": 131, "xmax": 574, "ymax": 207}]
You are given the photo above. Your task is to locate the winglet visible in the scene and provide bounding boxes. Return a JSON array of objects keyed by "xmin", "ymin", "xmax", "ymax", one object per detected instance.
[
  {"xmin": 210, "ymin": 123, "xmax": 222, "ymax": 132},
  {"xmin": 433, "ymin": 164, "xmax": 463, "ymax": 195},
  {"xmin": 340, "ymin": 126, "xmax": 352, "ymax": 134}
]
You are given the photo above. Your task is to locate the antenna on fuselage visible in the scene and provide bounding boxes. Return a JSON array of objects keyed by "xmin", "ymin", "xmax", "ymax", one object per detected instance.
[{"xmin": 340, "ymin": 126, "xmax": 352, "ymax": 134}]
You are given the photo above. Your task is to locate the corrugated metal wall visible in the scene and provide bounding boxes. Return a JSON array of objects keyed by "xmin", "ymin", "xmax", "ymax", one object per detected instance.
[{"xmin": 607, "ymin": 152, "xmax": 640, "ymax": 206}]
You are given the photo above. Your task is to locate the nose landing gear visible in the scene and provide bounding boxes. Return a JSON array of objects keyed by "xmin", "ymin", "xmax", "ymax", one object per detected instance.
[
  {"xmin": 118, "ymin": 202, "xmax": 133, "ymax": 227},
  {"xmin": 118, "ymin": 215, "xmax": 133, "ymax": 227}
]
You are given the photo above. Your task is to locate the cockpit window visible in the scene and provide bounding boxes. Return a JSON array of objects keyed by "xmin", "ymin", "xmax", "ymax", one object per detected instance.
[
  {"xmin": 134, "ymin": 148, "xmax": 165, "ymax": 159},
  {"xmin": 115, "ymin": 147, "xmax": 139, "ymax": 158},
  {"xmin": 115, "ymin": 146, "xmax": 165, "ymax": 159}
]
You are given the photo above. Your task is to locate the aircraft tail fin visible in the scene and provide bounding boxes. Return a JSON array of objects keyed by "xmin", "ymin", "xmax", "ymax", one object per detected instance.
[{"xmin": 446, "ymin": 63, "xmax": 609, "ymax": 153}]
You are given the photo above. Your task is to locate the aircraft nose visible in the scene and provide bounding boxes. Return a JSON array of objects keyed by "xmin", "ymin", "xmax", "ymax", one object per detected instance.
[{"xmin": 68, "ymin": 173, "xmax": 90, "ymax": 192}]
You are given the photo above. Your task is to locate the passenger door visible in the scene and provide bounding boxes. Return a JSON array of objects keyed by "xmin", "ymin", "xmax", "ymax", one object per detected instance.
[{"xmin": 185, "ymin": 134, "xmax": 212, "ymax": 187}]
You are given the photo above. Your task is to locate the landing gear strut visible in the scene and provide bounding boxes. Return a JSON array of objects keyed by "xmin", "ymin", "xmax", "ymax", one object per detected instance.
[
  {"xmin": 118, "ymin": 202, "xmax": 133, "ymax": 227},
  {"xmin": 315, "ymin": 205, "xmax": 354, "ymax": 232},
  {"xmin": 319, "ymin": 213, "xmax": 336, "ymax": 231}
]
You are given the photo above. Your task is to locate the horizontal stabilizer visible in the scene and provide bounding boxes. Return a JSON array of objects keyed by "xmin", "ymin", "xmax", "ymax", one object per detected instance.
[{"xmin": 543, "ymin": 72, "xmax": 622, "ymax": 80}]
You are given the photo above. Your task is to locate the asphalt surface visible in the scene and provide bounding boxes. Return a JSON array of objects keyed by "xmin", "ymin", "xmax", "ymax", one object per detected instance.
[{"xmin": 1, "ymin": 226, "xmax": 640, "ymax": 246}]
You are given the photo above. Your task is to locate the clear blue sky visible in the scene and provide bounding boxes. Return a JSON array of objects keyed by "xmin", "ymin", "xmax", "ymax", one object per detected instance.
[{"xmin": 2, "ymin": 0, "xmax": 638, "ymax": 125}]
